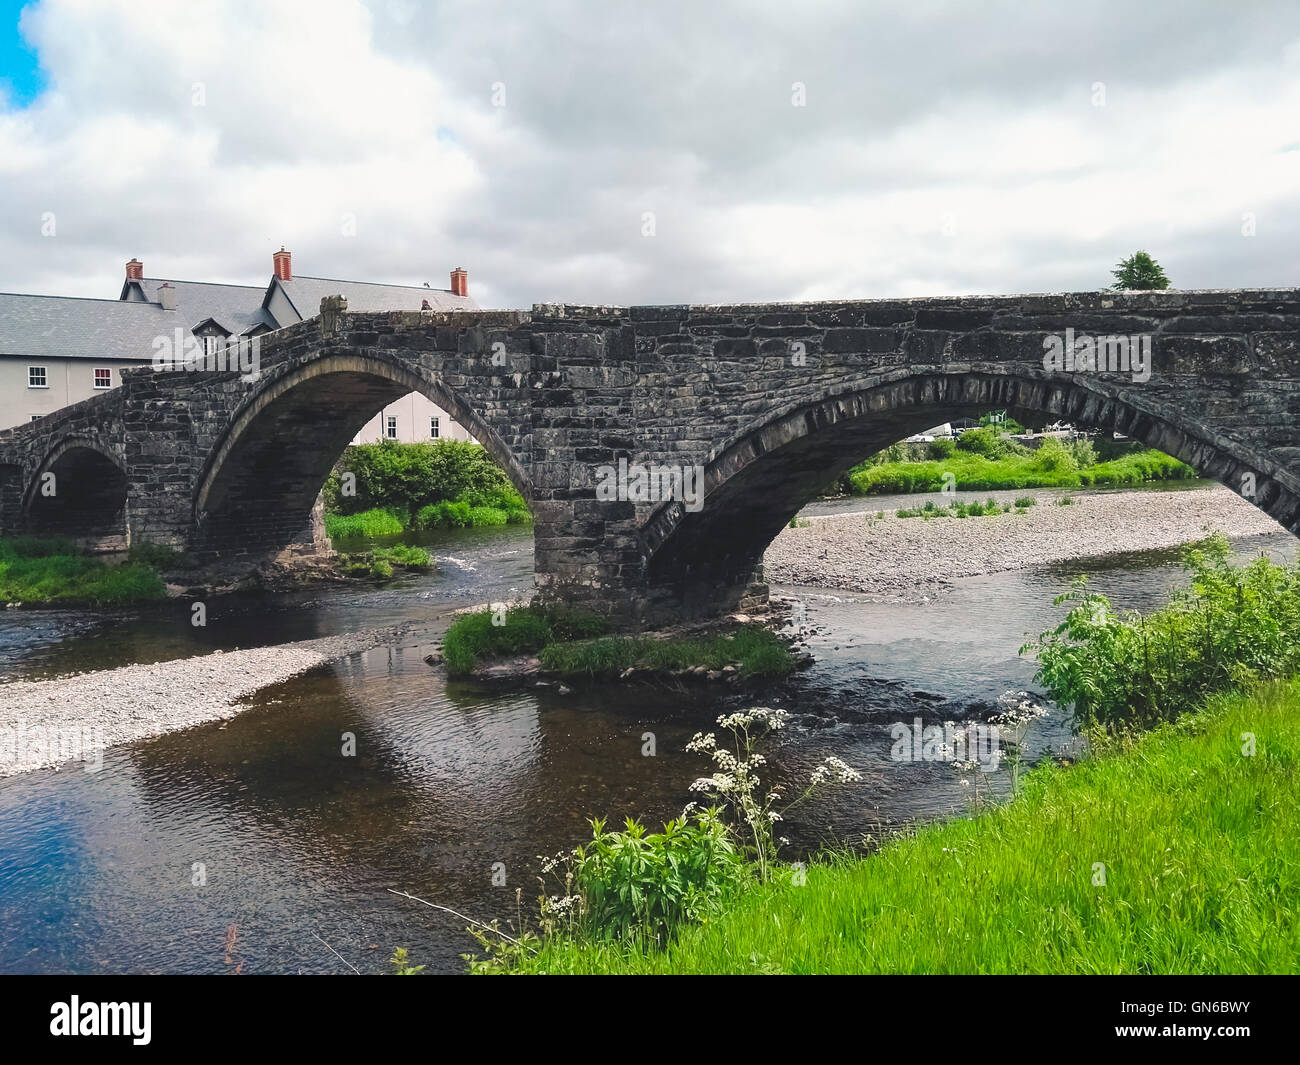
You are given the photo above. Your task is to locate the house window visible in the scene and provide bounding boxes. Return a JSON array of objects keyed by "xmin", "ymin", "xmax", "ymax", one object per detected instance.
[
  {"xmin": 386, "ymin": 415, "xmax": 398, "ymax": 440},
  {"xmin": 30, "ymin": 414, "xmax": 41, "ymax": 422},
  {"xmin": 429, "ymin": 416, "xmax": 440, "ymax": 439},
  {"xmin": 94, "ymin": 367, "xmax": 112, "ymax": 389},
  {"xmin": 202, "ymin": 335, "xmax": 221, "ymax": 359},
  {"xmin": 28, "ymin": 366, "xmax": 47, "ymax": 388}
]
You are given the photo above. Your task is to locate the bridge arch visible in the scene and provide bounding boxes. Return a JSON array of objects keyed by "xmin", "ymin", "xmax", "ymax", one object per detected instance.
[
  {"xmin": 23, "ymin": 436, "xmax": 129, "ymax": 549},
  {"xmin": 640, "ymin": 370, "xmax": 1300, "ymax": 618},
  {"xmin": 193, "ymin": 349, "xmax": 529, "ymax": 556}
]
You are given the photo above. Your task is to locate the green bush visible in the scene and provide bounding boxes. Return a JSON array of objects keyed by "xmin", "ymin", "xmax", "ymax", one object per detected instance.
[
  {"xmin": 1069, "ymin": 438, "xmax": 1098, "ymax": 468},
  {"xmin": 323, "ymin": 440, "xmax": 530, "ymax": 524},
  {"xmin": 1023, "ymin": 533, "xmax": 1300, "ymax": 732},
  {"xmin": 415, "ymin": 500, "xmax": 472, "ymax": 529},
  {"xmin": 1032, "ymin": 436, "xmax": 1078, "ymax": 474},
  {"xmin": 926, "ymin": 438, "xmax": 956, "ymax": 460},
  {"xmin": 956, "ymin": 426, "xmax": 1012, "ymax": 459},
  {"xmin": 572, "ymin": 810, "xmax": 746, "ymax": 947}
]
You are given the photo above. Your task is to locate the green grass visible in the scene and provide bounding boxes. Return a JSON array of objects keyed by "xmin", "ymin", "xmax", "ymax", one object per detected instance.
[
  {"xmin": 337, "ymin": 543, "xmax": 432, "ymax": 579},
  {"xmin": 500, "ymin": 677, "xmax": 1300, "ymax": 974},
  {"xmin": 848, "ymin": 448, "xmax": 1195, "ymax": 495},
  {"xmin": 441, "ymin": 608, "xmax": 796, "ymax": 679},
  {"xmin": 324, "ymin": 507, "xmax": 406, "ymax": 539},
  {"xmin": 895, "ymin": 498, "xmax": 1012, "ymax": 519},
  {"xmin": 442, "ymin": 605, "xmax": 609, "ymax": 675},
  {"xmin": 537, "ymin": 625, "xmax": 796, "ymax": 679},
  {"xmin": 0, "ymin": 537, "xmax": 166, "ymax": 605},
  {"xmin": 325, "ymin": 501, "xmax": 529, "ymax": 540}
]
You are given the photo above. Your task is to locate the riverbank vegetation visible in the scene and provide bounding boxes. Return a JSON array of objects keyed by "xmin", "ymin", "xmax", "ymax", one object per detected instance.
[
  {"xmin": 487, "ymin": 678, "xmax": 1299, "ymax": 974},
  {"xmin": 336, "ymin": 544, "xmax": 432, "ymax": 579},
  {"xmin": 843, "ymin": 433, "xmax": 1195, "ymax": 495},
  {"xmin": 323, "ymin": 441, "xmax": 531, "ymax": 539},
  {"xmin": 442, "ymin": 604, "xmax": 609, "ymax": 674},
  {"xmin": 1025, "ymin": 533, "xmax": 1300, "ymax": 733},
  {"xmin": 441, "ymin": 604, "xmax": 797, "ymax": 680},
  {"xmin": 0, "ymin": 536, "xmax": 166, "ymax": 605},
  {"xmin": 446, "ymin": 539, "xmax": 1299, "ymax": 974},
  {"xmin": 537, "ymin": 625, "xmax": 795, "ymax": 679},
  {"xmin": 894, "ymin": 496, "xmax": 1034, "ymax": 519}
]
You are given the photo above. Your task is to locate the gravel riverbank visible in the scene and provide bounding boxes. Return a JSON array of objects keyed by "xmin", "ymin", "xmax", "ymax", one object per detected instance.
[
  {"xmin": 764, "ymin": 485, "xmax": 1287, "ymax": 598},
  {"xmin": 0, "ymin": 627, "xmax": 406, "ymax": 777}
]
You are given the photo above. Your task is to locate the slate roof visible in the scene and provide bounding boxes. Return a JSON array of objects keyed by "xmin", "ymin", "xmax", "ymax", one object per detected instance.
[
  {"xmin": 0, "ymin": 292, "xmax": 194, "ymax": 361},
  {"xmin": 272, "ymin": 276, "xmax": 476, "ymax": 319},
  {"xmin": 0, "ymin": 268, "xmax": 477, "ymax": 363},
  {"xmin": 126, "ymin": 278, "xmax": 278, "ymax": 336}
]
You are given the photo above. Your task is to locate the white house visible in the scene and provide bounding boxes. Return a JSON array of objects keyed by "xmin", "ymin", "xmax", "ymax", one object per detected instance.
[{"xmin": 0, "ymin": 249, "xmax": 478, "ymax": 446}]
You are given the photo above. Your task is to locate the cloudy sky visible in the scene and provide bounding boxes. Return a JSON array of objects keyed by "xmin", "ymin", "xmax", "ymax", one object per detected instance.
[{"xmin": 1, "ymin": 0, "xmax": 1298, "ymax": 309}]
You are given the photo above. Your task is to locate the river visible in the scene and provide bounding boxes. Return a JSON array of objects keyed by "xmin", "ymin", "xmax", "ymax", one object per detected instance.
[{"xmin": 0, "ymin": 514, "xmax": 1294, "ymax": 974}]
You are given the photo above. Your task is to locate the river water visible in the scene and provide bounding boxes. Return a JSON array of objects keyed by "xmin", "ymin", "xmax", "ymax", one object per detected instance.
[{"xmin": 0, "ymin": 515, "xmax": 1294, "ymax": 974}]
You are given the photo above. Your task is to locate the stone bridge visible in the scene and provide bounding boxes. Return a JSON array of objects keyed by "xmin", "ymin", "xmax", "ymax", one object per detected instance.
[{"xmin": 2, "ymin": 288, "xmax": 1298, "ymax": 626}]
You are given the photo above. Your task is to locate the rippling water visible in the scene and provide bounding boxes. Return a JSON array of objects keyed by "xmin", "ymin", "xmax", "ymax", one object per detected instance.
[{"xmin": 0, "ymin": 521, "xmax": 1293, "ymax": 974}]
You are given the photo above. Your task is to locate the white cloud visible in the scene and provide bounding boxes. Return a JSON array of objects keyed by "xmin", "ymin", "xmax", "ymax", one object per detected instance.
[{"xmin": 1, "ymin": 0, "xmax": 1298, "ymax": 305}]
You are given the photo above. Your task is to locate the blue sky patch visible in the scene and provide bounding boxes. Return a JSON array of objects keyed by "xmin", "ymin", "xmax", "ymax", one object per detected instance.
[{"xmin": 0, "ymin": 1, "xmax": 46, "ymax": 107}]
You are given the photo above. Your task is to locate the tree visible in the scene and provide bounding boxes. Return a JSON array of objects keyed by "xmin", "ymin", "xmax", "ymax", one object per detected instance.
[{"xmin": 1110, "ymin": 251, "xmax": 1170, "ymax": 291}]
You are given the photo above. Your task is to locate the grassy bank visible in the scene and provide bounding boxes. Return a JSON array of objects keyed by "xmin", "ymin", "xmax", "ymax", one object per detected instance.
[
  {"xmin": 849, "ymin": 445, "xmax": 1195, "ymax": 495},
  {"xmin": 840, "ymin": 429, "xmax": 1196, "ymax": 496},
  {"xmin": 441, "ymin": 605, "xmax": 796, "ymax": 679},
  {"xmin": 0, "ymin": 537, "xmax": 166, "ymax": 605},
  {"xmin": 498, "ymin": 677, "xmax": 1300, "ymax": 974},
  {"xmin": 323, "ymin": 441, "xmax": 531, "ymax": 537}
]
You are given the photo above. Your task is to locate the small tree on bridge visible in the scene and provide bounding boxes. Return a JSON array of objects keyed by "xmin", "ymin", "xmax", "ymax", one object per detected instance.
[{"xmin": 1110, "ymin": 251, "xmax": 1170, "ymax": 291}]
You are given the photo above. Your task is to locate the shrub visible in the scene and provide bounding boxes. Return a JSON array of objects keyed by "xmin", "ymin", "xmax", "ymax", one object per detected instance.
[
  {"xmin": 1032, "ymin": 436, "xmax": 1078, "ymax": 474},
  {"xmin": 323, "ymin": 440, "xmax": 530, "ymax": 523},
  {"xmin": 926, "ymin": 438, "xmax": 956, "ymax": 460},
  {"xmin": 1023, "ymin": 533, "xmax": 1300, "ymax": 732},
  {"xmin": 1069, "ymin": 438, "xmax": 1098, "ymax": 468},
  {"xmin": 956, "ymin": 426, "xmax": 1012, "ymax": 459},
  {"xmin": 571, "ymin": 810, "xmax": 747, "ymax": 947}
]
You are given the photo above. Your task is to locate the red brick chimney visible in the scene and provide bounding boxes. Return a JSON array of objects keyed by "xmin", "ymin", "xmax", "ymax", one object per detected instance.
[
  {"xmin": 125, "ymin": 258, "xmax": 144, "ymax": 280},
  {"xmin": 273, "ymin": 247, "xmax": 292, "ymax": 282},
  {"xmin": 450, "ymin": 267, "xmax": 468, "ymax": 298}
]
